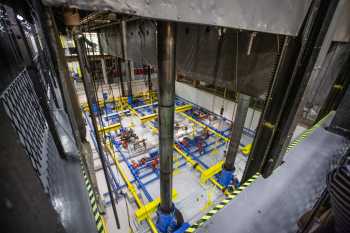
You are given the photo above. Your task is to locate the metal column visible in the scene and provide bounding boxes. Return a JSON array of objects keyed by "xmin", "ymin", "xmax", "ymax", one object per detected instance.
[
  {"xmin": 97, "ymin": 31, "xmax": 108, "ymax": 85},
  {"xmin": 75, "ymin": 34, "xmax": 121, "ymax": 229},
  {"xmin": 158, "ymin": 22, "xmax": 176, "ymax": 213},
  {"xmin": 147, "ymin": 65, "xmax": 153, "ymax": 92},
  {"xmin": 101, "ymin": 58, "xmax": 108, "ymax": 84},
  {"xmin": 121, "ymin": 20, "xmax": 133, "ymax": 100},
  {"xmin": 223, "ymin": 93, "xmax": 251, "ymax": 171}
]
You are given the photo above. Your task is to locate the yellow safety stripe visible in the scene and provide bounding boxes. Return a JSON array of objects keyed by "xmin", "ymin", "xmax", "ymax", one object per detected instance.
[
  {"xmin": 184, "ymin": 173, "xmax": 260, "ymax": 233},
  {"xmin": 185, "ymin": 112, "xmax": 332, "ymax": 232},
  {"xmin": 80, "ymin": 160, "xmax": 108, "ymax": 233}
]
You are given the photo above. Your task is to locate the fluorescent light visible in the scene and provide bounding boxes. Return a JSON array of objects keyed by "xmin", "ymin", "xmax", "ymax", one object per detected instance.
[{"xmin": 16, "ymin": 14, "xmax": 24, "ymax": 21}]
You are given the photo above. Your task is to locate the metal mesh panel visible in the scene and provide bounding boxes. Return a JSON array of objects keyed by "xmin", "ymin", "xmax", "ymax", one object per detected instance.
[
  {"xmin": 0, "ymin": 69, "xmax": 53, "ymax": 191},
  {"xmin": 45, "ymin": 128, "xmax": 61, "ymax": 197}
]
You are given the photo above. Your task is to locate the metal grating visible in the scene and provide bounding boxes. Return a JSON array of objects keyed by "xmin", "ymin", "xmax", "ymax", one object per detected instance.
[{"xmin": 0, "ymin": 69, "xmax": 51, "ymax": 191}]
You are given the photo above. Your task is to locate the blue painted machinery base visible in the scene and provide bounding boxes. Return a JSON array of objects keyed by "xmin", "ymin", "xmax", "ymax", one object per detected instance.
[
  {"xmin": 156, "ymin": 205, "xmax": 189, "ymax": 233},
  {"xmin": 128, "ymin": 95, "xmax": 133, "ymax": 104},
  {"xmin": 219, "ymin": 168, "xmax": 234, "ymax": 188}
]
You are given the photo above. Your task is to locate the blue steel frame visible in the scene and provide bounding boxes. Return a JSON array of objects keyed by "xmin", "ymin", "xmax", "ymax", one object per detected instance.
[{"xmin": 85, "ymin": 95, "xmax": 256, "ymax": 205}]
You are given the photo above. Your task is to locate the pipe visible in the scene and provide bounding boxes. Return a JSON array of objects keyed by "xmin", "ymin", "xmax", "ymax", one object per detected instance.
[
  {"xmin": 157, "ymin": 21, "xmax": 176, "ymax": 213},
  {"xmin": 88, "ymin": 16, "xmax": 139, "ymax": 31},
  {"xmin": 120, "ymin": 20, "xmax": 128, "ymax": 63},
  {"xmin": 75, "ymin": 34, "xmax": 121, "ymax": 229},
  {"xmin": 223, "ymin": 93, "xmax": 251, "ymax": 171},
  {"xmin": 147, "ymin": 65, "xmax": 153, "ymax": 92},
  {"xmin": 120, "ymin": 20, "xmax": 133, "ymax": 98},
  {"xmin": 246, "ymin": 32, "xmax": 257, "ymax": 56}
]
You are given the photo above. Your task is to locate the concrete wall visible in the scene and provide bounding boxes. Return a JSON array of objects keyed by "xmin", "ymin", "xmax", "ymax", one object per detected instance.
[
  {"xmin": 175, "ymin": 82, "xmax": 262, "ymax": 132},
  {"xmin": 75, "ymin": 77, "xmax": 158, "ymax": 103},
  {"xmin": 175, "ymin": 81, "xmax": 307, "ymax": 141}
]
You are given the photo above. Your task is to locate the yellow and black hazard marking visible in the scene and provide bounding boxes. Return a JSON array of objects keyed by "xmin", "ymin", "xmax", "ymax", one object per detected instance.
[
  {"xmin": 286, "ymin": 127, "xmax": 314, "ymax": 152},
  {"xmin": 184, "ymin": 113, "xmax": 332, "ymax": 232},
  {"xmin": 185, "ymin": 173, "xmax": 260, "ymax": 233},
  {"xmin": 81, "ymin": 161, "xmax": 107, "ymax": 233},
  {"xmin": 286, "ymin": 113, "xmax": 328, "ymax": 153}
]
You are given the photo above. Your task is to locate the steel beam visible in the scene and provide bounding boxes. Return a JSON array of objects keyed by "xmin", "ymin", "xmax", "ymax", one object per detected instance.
[{"xmin": 157, "ymin": 21, "xmax": 176, "ymax": 213}]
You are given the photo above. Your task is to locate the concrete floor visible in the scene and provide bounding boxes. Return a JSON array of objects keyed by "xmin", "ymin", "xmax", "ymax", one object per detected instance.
[
  {"xmin": 78, "ymin": 85, "xmax": 306, "ymax": 233},
  {"xmin": 86, "ymin": 109, "xmax": 248, "ymax": 232}
]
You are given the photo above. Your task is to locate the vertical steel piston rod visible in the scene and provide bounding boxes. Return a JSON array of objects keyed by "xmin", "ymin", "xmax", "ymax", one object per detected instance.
[{"xmin": 158, "ymin": 21, "xmax": 176, "ymax": 213}]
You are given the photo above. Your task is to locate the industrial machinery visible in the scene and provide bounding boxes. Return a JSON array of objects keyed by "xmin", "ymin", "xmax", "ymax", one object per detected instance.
[{"xmin": 1, "ymin": 0, "xmax": 350, "ymax": 233}]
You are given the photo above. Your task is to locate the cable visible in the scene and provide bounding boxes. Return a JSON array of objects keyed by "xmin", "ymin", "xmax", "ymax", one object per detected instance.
[
  {"xmin": 122, "ymin": 192, "xmax": 135, "ymax": 233},
  {"xmin": 234, "ymin": 30, "xmax": 239, "ymax": 96},
  {"xmin": 211, "ymin": 28, "xmax": 225, "ymax": 113},
  {"xmin": 248, "ymin": 98, "xmax": 256, "ymax": 131}
]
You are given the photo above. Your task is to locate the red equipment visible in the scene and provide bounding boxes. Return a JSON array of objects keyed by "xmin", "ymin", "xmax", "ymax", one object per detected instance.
[
  {"xmin": 131, "ymin": 160, "xmax": 139, "ymax": 169},
  {"xmin": 122, "ymin": 140, "xmax": 128, "ymax": 149}
]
